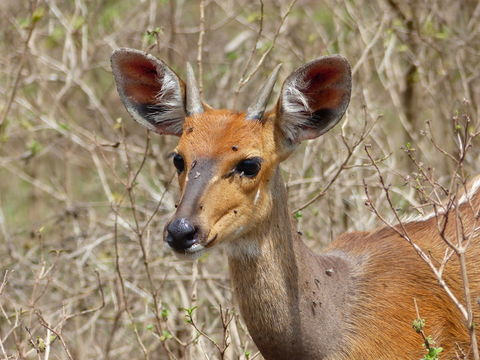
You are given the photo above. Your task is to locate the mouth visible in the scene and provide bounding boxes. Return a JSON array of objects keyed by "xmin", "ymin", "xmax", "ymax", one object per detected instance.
[
  {"xmin": 167, "ymin": 233, "xmax": 218, "ymax": 259},
  {"xmin": 204, "ymin": 234, "xmax": 218, "ymax": 248}
]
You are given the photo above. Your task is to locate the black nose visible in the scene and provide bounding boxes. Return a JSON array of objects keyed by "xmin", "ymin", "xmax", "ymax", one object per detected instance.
[{"xmin": 165, "ymin": 218, "xmax": 199, "ymax": 250}]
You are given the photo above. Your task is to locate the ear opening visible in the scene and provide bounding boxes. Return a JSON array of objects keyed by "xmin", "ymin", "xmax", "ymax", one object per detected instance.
[
  {"xmin": 277, "ymin": 56, "xmax": 352, "ymax": 144},
  {"xmin": 111, "ymin": 48, "xmax": 186, "ymax": 136}
]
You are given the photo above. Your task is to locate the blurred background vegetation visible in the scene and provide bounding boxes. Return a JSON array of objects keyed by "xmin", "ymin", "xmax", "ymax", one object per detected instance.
[{"xmin": 0, "ymin": 0, "xmax": 479, "ymax": 359}]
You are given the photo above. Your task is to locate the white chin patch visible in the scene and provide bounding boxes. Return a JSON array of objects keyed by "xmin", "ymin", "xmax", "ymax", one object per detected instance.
[{"xmin": 167, "ymin": 243, "xmax": 207, "ymax": 260}]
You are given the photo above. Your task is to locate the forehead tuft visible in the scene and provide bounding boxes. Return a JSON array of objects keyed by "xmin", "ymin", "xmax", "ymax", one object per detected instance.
[{"xmin": 178, "ymin": 109, "xmax": 264, "ymax": 156}]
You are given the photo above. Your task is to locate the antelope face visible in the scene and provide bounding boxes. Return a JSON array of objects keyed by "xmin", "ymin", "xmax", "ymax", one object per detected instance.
[
  {"xmin": 111, "ymin": 48, "xmax": 351, "ymax": 257},
  {"xmin": 167, "ymin": 110, "xmax": 280, "ymax": 256}
]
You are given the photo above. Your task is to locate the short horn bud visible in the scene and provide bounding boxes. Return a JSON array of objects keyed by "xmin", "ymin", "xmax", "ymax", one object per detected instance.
[{"xmin": 246, "ymin": 63, "xmax": 282, "ymax": 121}]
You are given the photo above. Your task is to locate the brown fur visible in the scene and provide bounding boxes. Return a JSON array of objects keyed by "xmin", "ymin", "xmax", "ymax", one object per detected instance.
[
  {"xmin": 111, "ymin": 50, "xmax": 479, "ymax": 359},
  {"xmin": 174, "ymin": 110, "xmax": 480, "ymax": 359}
]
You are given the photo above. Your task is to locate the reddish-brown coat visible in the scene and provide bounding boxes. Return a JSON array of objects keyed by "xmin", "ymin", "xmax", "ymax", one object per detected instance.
[
  {"xmin": 173, "ymin": 109, "xmax": 479, "ymax": 359},
  {"xmin": 111, "ymin": 48, "xmax": 480, "ymax": 359},
  {"xmin": 174, "ymin": 110, "xmax": 480, "ymax": 359}
]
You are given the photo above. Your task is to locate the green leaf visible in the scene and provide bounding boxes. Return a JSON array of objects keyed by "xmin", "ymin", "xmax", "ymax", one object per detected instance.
[
  {"xmin": 226, "ymin": 51, "xmax": 238, "ymax": 61},
  {"xmin": 73, "ymin": 16, "xmax": 86, "ymax": 31},
  {"xmin": 19, "ymin": 18, "xmax": 30, "ymax": 29},
  {"xmin": 59, "ymin": 122, "xmax": 71, "ymax": 131},
  {"xmin": 412, "ymin": 317, "xmax": 425, "ymax": 333},
  {"xmin": 28, "ymin": 140, "xmax": 43, "ymax": 156},
  {"xmin": 160, "ymin": 330, "xmax": 172, "ymax": 341},
  {"xmin": 183, "ymin": 306, "xmax": 198, "ymax": 324},
  {"xmin": 246, "ymin": 12, "xmax": 261, "ymax": 23},
  {"xmin": 31, "ymin": 7, "xmax": 45, "ymax": 24},
  {"xmin": 161, "ymin": 307, "xmax": 170, "ymax": 320},
  {"xmin": 144, "ymin": 27, "xmax": 162, "ymax": 45},
  {"xmin": 422, "ymin": 346, "xmax": 443, "ymax": 360},
  {"xmin": 185, "ymin": 306, "xmax": 198, "ymax": 317},
  {"xmin": 36, "ymin": 337, "xmax": 46, "ymax": 352}
]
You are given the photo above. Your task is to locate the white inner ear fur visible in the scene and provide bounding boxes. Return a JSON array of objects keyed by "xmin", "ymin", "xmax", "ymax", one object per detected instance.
[
  {"xmin": 155, "ymin": 66, "xmax": 182, "ymax": 107},
  {"xmin": 141, "ymin": 66, "xmax": 185, "ymax": 135},
  {"xmin": 280, "ymin": 75, "xmax": 313, "ymax": 142}
]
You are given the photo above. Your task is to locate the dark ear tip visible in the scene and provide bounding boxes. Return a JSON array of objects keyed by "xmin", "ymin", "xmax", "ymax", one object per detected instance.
[
  {"xmin": 289, "ymin": 55, "xmax": 352, "ymax": 85},
  {"xmin": 111, "ymin": 47, "xmax": 135, "ymax": 60},
  {"xmin": 317, "ymin": 55, "xmax": 351, "ymax": 72},
  {"xmin": 110, "ymin": 48, "xmax": 148, "ymax": 62}
]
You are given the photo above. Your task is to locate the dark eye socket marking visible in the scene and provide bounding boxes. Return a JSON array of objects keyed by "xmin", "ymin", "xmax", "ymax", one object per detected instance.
[
  {"xmin": 170, "ymin": 153, "xmax": 185, "ymax": 173},
  {"xmin": 235, "ymin": 157, "xmax": 262, "ymax": 178}
]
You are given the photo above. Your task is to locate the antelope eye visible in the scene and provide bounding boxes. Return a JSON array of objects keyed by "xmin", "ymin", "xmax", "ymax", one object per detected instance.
[
  {"xmin": 173, "ymin": 153, "xmax": 185, "ymax": 173},
  {"xmin": 235, "ymin": 157, "xmax": 262, "ymax": 177}
]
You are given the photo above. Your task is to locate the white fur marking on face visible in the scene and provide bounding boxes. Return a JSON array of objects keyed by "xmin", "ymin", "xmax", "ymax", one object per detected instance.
[
  {"xmin": 165, "ymin": 242, "xmax": 206, "ymax": 260},
  {"xmin": 254, "ymin": 189, "xmax": 261, "ymax": 205},
  {"xmin": 233, "ymin": 225, "xmax": 245, "ymax": 237}
]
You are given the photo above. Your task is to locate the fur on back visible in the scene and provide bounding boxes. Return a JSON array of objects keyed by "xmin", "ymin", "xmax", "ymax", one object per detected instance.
[{"xmin": 328, "ymin": 177, "xmax": 480, "ymax": 359}]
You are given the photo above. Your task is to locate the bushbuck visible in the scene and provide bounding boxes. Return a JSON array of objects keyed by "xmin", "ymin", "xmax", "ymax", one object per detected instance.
[{"xmin": 111, "ymin": 48, "xmax": 480, "ymax": 359}]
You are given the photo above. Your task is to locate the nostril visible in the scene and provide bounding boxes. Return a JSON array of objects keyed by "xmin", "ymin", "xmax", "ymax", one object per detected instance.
[
  {"xmin": 166, "ymin": 218, "xmax": 199, "ymax": 250},
  {"xmin": 185, "ymin": 227, "xmax": 198, "ymax": 241}
]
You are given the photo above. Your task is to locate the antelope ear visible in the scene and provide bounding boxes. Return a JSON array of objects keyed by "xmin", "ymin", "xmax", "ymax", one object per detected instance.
[
  {"xmin": 276, "ymin": 56, "xmax": 351, "ymax": 144},
  {"xmin": 111, "ymin": 48, "xmax": 186, "ymax": 136}
]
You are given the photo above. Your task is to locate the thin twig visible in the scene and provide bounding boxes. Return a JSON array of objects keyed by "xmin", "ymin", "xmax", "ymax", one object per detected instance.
[
  {"xmin": 35, "ymin": 311, "xmax": 73, "ymax": 360},
  {"xmin": 233, "ymin": 0, "xmax": 264, "ymax": 108},
  {"xmin": 113, "ymin": 211, "xmax": 149, "ymax": 360},
  {"xmin": 0, "ymin": 0, "xmax": 40, "ymax": 137},
  {"xmin": 197, "ymin": 0, "xmax": 206, "ymax": 97},
  {"xmin": 293, "ymin": 113, "xmax": 376, "ymax": 214},
  {"xmin": 236, "ymin": 0, "xmax": 297, "ymax": 90},
  {"xmin": 363, "ymin": 143, "xmax": 478, "ymax": 341}
]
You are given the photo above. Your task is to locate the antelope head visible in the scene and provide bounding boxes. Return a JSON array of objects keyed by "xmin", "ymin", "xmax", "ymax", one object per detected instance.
[{"xmin": 111, "ymin": 48, "xmax": 351, "ymax": 258}]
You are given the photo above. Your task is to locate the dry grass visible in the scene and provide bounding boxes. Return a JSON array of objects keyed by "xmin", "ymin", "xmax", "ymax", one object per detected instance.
[{"xmin": 0, "ymin": 0, "xmax": 479, "ymax": 359}]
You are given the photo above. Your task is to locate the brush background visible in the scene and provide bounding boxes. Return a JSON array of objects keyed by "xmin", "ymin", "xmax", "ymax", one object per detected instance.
[{"xmin": 0, "ymin": 0, "xmax": 479, "ymax": 359}]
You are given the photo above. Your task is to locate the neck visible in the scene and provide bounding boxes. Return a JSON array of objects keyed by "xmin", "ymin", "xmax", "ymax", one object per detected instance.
[{"xmin": 227, "ymin": 170, "xmax": 353, "ymax": 360}]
